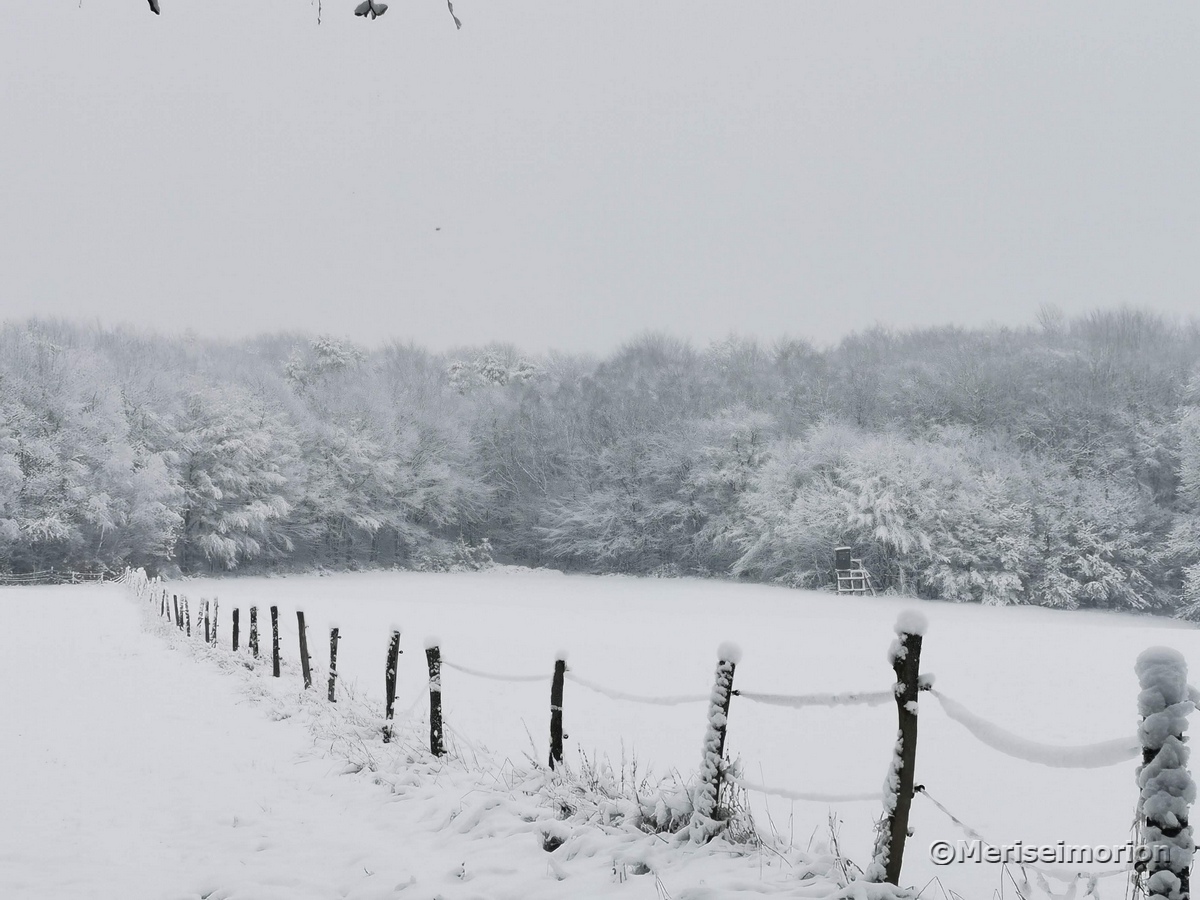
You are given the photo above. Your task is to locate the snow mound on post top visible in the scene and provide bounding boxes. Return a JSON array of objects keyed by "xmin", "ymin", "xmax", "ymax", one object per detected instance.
[
  {"xmin": 1135, "ymin": 646, "xmax": 1191, "ymax": 720},
  {"xmin": 424, "ymin": 635, "xmax": 441, "ymax": 650},
  {"xmin": 718, "ymin": 641, "xmax": 743, "ymax": 664},
  {"xmin": 893, "ymin": 610, "xmax": 928, "ymax": 636}
]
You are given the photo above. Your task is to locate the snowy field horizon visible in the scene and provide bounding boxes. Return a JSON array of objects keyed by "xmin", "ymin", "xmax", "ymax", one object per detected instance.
[{"xmin": 4, "ymin": 568, "xmax": 1196, "ymax": 899}]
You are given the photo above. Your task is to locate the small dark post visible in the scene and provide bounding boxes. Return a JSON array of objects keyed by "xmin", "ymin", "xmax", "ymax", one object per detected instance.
[
  {"xmin": 296, "ymin": 611, "xmax": 312, "ymax": 690},
  {"xmin": 160, "ymin": 590, "xmax": 166, "ymax": 618},
  {"xmin": 383, "ymin": 629, "xmax": 401, "ymax": 743},
  {"xmin": 211, "ymin": 600, "xmax": 219, "ymax": 645},
  {"xmin": 869, "ymin": 613, "xmax": 925, "ymax": 886},
  {"xmin": 692, "ymin": 644, "xmax": 739, "ymax": 832},
  {"xmin": 327, "ymin": 627, "xmax": 340, "ymax": 702},
  {"xmin": 249, "ymin": 606, "xmax": 259, "ymax": 658},
  {"xmin": 549, "ymin": 658, "xmax": 566, "ymax": 769},
  {"xmin": 173, "ymin": 594, "xmax": 181, "ymax": 629},
  {"xmin": 203, "ymin": 600, "xmax": 211, "ymax": 644},
  {"xmin": 232, "ymin": 608, "xmax": 240, "ymax": 652},
  {"xmin": 425, "ymin": 643, "xmax": 444, "ymax": 757},
  {"xmin": 184, "ymin": 597, "xmax": 191, "ymax": 637},
  {"xmin": 270, "ymin": 606, "xmax": 280, "ymax": 677}
]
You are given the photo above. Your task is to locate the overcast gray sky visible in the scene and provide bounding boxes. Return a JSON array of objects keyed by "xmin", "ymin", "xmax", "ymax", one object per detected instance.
[{"xmin": 1, "ymin": 2, "xmax": 1196, "ymax": 353}]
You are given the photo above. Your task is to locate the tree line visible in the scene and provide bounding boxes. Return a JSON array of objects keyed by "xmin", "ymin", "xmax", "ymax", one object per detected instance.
[{"xmin": 3, "ymin": 309, "xmax": 1200, "ymax": 616}]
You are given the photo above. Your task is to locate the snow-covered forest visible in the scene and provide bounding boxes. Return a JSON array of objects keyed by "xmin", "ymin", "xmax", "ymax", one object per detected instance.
[{"xmin": 4, "ymin": 307, "xmax": 1200, "ymax": 615}]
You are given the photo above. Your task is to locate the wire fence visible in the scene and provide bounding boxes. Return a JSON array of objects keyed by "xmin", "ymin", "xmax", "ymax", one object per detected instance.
[
  {"xmin": 115, "ymin": 567, "xmax": 1193, "ymax": 897},
  {"xmin": 0, "ymin": 569, "xmax": 109, "ymax": 586}
]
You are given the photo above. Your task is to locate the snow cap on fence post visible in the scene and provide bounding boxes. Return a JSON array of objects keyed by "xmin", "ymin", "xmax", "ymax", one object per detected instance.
[
  {"xmin": 893, "ymin": 610, "xmax": 928, "ymax": 639},
  {"xmin": 1135, "ymin": 647, "xmax": 1196, "ymax": 900}
]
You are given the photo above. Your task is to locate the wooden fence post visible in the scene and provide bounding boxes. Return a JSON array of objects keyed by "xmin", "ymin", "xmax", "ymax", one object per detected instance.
[
  {"xmin": 425, "ymin": 641, "xmax": 445, "ymax": 757},
  {"xmin": 270, "ymin": 606, "xmax": 280, "ymax": 677},
  {"xmin": 383, "ymin": 629, "xmax": 401, "ymax": 743},
  {"xmin": 184, "ymin": 597, "xmax": 191, "ymax": 637},
  {"xmin": 211, "ymin": 600, "xmax": 218, "ymax": 645},
  {"xmin": 1135, "ymin": 647, "xmax": 1195, "ymax": 900},
  {"xmin": 232, "ymin": 608, "xmax": 240, "ymax": 652},
  {"xmin": 328, "ymin": 627, "xmax": 339, "ymax": 702},
  {"xmin": 173, "ymin": 594, "xmax": 181, "ymax": 629},
  {"xmin": 549, "ymin": 657, "xmax": 566, "ymax": 769},
  {"xmin": 160, "ymin": 590, "xmax": 166, "ymax": 618},
  {"xmin": 296, "ymin": 611, "xmax": 312, "ymax": 689},
  {"xmin": 867, "ymin": 612, "xmax": 927, "ymax": 886},
  {"xmin": 203, "ymin": 600, "xmax": 211, "ymax": 644},
  {"xmin": 249, "ymin": 606, "xmax": 259, "ymax": 657},
  {"xmin": 691, "ymin": 642, "xmax": 740, "ymax": 840}
]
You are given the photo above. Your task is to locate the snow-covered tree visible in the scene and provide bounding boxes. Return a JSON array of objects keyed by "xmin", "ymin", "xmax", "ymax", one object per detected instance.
[{"xmin": 175, "ymin": 384, "xmax": 299, "ymax": 571}]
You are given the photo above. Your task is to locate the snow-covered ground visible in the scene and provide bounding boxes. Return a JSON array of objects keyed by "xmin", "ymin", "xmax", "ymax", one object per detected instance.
[{"xmin": 4, "ymin": 570, "xmax": 1197, "ymax": 899}]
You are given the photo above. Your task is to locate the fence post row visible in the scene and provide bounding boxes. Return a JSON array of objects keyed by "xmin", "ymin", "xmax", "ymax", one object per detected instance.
[
  {"xmin": 133, "ymin": 577, "xmax": 1200, "ymax": 897},
  {"xmin": 328, "ymin": 627, "xmax": 339, "ymax": 702},
  {"xmin": 296, "ymin": 611, "xmax": 312, "ymax": 690},
  {"xmin": 549, "ymin": 658, "xmax": 566, "ymax": 770},
  {"xmin": 383, "ymin": 630, "xmax": 401, "ymax": 743},
  {"xmin": 868, "ymin": 615, "xmax": 925, "ymax": 886},
  {"xmin": 1135, "ymin": 647, "xmax": 1196, "ymax": 900},
  {"xmin": 691, "ymin": 644, "xmax": 740, "ymax": 839},
  {"xmin": 270, "ymin": 606, "xmax": 280, "ymax": 677},
  {"xmin": 426, "ymin": 643, "xmax": 445, "ymax": 757}
]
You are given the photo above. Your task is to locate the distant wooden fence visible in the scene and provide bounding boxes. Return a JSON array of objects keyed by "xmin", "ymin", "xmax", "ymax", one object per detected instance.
[
  {"xmin": 118, "ymin": 567, "xmax": 1194, "ymax": 893},
  {"xmin": 0, "ymin": 570, "xmax": 109, "ymax": 586}
]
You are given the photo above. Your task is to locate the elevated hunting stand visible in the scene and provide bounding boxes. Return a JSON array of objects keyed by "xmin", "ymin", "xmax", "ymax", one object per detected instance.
[{"xmin": 834, "ymin": 546, "xmax": 875, "ymax": 595}]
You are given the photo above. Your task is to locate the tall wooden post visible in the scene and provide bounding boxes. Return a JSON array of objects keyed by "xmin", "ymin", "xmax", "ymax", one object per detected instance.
[
  {"xmin": 296, "ymin": 611, "xmax": 312, "ymax": 689},
  {"xmin": 328, "ymin": 628, "xmax": 340, "ymax": 702},
  {"xmin": 184, "ymin": 597, "xmax": 191, "ymax": 637},
  {"xmin": 173, "ymin": 594, "xmax": 181, "ymax": 629},
  {"xmin": 270, "ymin": 606, "xmax": 280, "ymax": 677},
  {"xmin": 691, "ymin": 643, "xmax": 740, "ymax": 840},
  {"xmin": 1135, "ymin": 647, "xmax": 1195, "ymax": 900},
  {"xmin": 232, "ymin": 608, "xmax": 240, "ymax": 652},
  {"xmin": 549, "ymin": 658, "xmax": 566, "ymax": 769},
  {"xmin": 211, "ymin": 600, "xmax": 218, "ymax": 645},
  {"xmin": 425, "ymin": 643, "xmax": 445, "ymax": 757},
  {"xmin": 868, "ymin": 613, "xmax": 926, "ymax": 886},
  {"xmin": 249, "ymin": 606, "xmax": 259, "ymax": 657},
  {"xmin": 383, "ymin": 630, "xmax": 401, "ymax": 743},
  {"xmin": 203, "ymin": 600, "xmax": 211, "ymax": 644}
]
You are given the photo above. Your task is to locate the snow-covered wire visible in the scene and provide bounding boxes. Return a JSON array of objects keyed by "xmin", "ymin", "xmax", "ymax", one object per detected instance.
[
  {"xmin": 916, "ymin": 787, "xmax": 1132, "ymax": 882},
  {"xmin": 734, "ymin": 777, "xmax": 880, "ymax": 803},
  {"xmin": 735, "ymin": 688, "xmax": 893, "ymax": 709},
  {"xmin": 564, "ymin": 671, "xmax": 709, "ymax": 706},
  {"xmin": 441, "ymin": 659, "xmax": 548, "ymax": 683},
  {"xmin": 929, "ymin": 689, "xmax": 1140, "ymax": 769}
]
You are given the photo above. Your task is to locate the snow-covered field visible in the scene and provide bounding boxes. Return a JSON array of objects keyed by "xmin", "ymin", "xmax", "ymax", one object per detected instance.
[{"xmin": 4, "ymin": 570, "xmax": 1197, "ymax": 899}]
